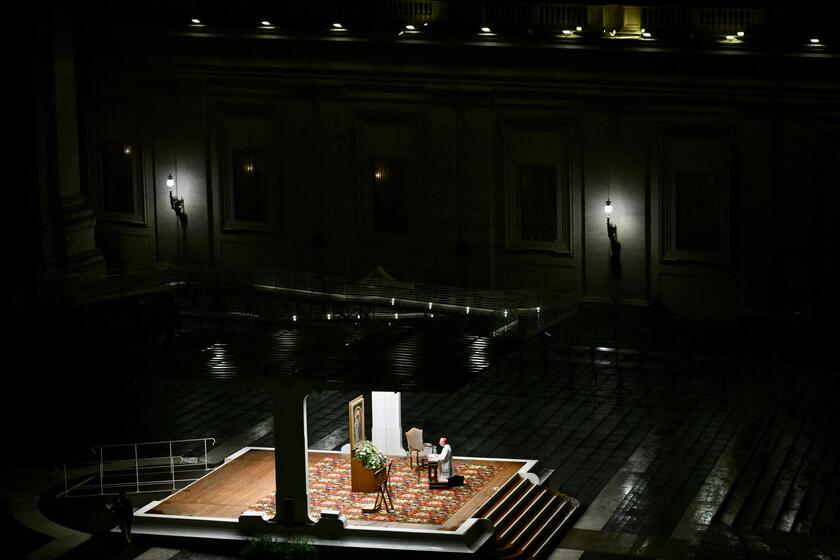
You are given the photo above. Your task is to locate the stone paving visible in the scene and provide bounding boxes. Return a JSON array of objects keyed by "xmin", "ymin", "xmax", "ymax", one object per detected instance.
[{"xmin": 8, "ymin": 305, "xmax": 838, "ymax": 559}]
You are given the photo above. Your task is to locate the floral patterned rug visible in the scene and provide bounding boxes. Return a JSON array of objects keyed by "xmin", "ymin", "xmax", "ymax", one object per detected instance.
[{"xmin": 248, "ymin": 456, "xmax": 503, "ymax": 525}]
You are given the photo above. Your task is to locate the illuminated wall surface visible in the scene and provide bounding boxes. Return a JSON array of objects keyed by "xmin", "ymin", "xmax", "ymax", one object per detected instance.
[{"xmin": 25, "ymin": 2, "xmax": 839, "ymax": 320}]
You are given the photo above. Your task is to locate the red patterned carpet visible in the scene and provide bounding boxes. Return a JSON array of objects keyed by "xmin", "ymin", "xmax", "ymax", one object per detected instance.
[{"xmin": 249, "ymin": 455, "xmax": 503, "ymax": 525}]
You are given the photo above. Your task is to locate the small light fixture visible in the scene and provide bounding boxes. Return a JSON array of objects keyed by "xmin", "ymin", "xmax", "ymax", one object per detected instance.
[
  {"xmin": 562, "ymin": 29, "xmax": 573, "ymax": 35},
  {"xmin": 423, "ymin": 22, "xmax": 428, "ymax": 27},
  {"xmin": 191, "ymin": 18, "xmax": 201, "ymax": 24},
  {"xmin": 261, "ymin": 20, "xmax": 271, "ymax": 26},
  {"xmin": 810, "ymin": 37, "xmax": 821, "ymax": 44},
  {"xmin": 123, "ymin": 144, "xmax": 132, "ymax": 157},
  {"xmin": 606, "ymin": 201, "xmax": 621, "ymax": 277},
  {"xmin": 244, "ymin": 161, "xmax": 255, "ymax": 175},
  {"xmin": 609, "ymin": 29, "xmax": 616, "ymax": 37},
  {"xmin": 537, "ymin": 306, "xmax": 541, "ymax": 313},
  {"xmin": 327, "ymin": 313, "xmax": 332, "ymax": 320},
  {"xmin": 725, "ymin": 35, "xmax": 736, "ymax": 41},
  {"xmin": 576, "ymin": 26, "xmax": 582, "ymax": 32},
  {"xmin": 737, "ymin": 31, "xmax": 745, "ymax": 37},
  {"xmin": 466, "ymin": 306, "xmax": 470, "ymax": 315},
  {"xmin": 292, "ymin": 314, "xmax": 297, "ymax": 322},
  {"xmin": 642, "ymin": 31, "xmax": 652, "ymax": 38},
  {"xmin": 169, "ymin": 189, "xmax": 186, "ymax": 225},
  {"xmin": 391, "ymin": 297, "xmax": 395, "ymax": 305},
  {"xmin": 428, "ymin": 302, "xmax": 433, "ymax": 310},
  {"xmin": 481, "ymin": 26, "xmax": 491, "ymax": 33},
  {"xmin": 166, "ymin": 174, "xmax": 175, "ymax": 188},
  {"xmin": 405, "ymin": 24, "xmax": 415, "ymax": 31},
  {"xmin": 394, "ymin": 313, "xmax": 399, "ymax": 319},
  {"xmin": 333, "ymin": 22, "xmax": 344, "ymax": 29}
]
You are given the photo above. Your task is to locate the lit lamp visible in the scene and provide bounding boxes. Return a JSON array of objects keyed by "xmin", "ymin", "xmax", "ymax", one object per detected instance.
[
  {"xmin": 605, "ymin": 199, "xmax": 621, "ymax": 277},
  {"xmin": 167, "ymin": 174, "xmax": 187, "ymax": 226}
]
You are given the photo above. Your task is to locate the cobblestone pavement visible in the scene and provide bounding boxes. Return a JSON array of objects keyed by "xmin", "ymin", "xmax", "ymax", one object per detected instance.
[{"xmin": 7, "ymin": 307, "xmax": 836, "ymax": 560}]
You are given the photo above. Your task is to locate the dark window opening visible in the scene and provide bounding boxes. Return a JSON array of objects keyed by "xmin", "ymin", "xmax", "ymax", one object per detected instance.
[
  {"xmin": 675, "ymin": 172, "xmax": 721, "ymax": 254},
  {"xmin": 232, "ymin": 150, "xmax": 268, "ymax": 223},
  {"xmin": 372, "ymin": 158, "xmax": 407, "ymax": 233},
  {"xmin": 101, "ymin": 142, "xmax": 135, "ymax": 214},
  {"xmin": 520, "ymin": 164, "xmax": 557, "ymax": 242}
]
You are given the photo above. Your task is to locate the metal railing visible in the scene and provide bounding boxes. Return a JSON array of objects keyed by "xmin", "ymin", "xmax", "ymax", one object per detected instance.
[
  {"xmin": 57, "ymin": 437, "xmax": 216, "ymax": 497},
  {"xmin": 46, "ymin": 265, "xmax": 578, "ymax": 317}
]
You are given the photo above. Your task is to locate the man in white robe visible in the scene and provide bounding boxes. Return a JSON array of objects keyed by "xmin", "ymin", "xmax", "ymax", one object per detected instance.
[{"xmin": 436, "ymin": 437, "xmax": 453, "ymax": 480}]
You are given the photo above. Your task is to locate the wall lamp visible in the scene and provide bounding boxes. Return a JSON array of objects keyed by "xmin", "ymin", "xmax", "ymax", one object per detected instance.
[
  {"xmin": 168, "ymin": 174, "xmax": 187, "ymax": 226},
  {"xmin": 605, "ymin": 199, "xmax": 621, "ymax": 277}
]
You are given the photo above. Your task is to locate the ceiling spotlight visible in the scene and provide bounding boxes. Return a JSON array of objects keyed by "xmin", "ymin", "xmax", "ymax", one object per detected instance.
[
  {"xmin": 405, "ymin": 24, "xmax": 415, "ymax": 31},
  {"xmin": 481, "ymin": 26, "xmax": 491, "ymax": 33},
  {"xmin": 333, "ymin": 22, "xmax": 344, "ymax": 29},
  {"xmin": 191, "ymin": 18, "xmax": 201, "ymax": 24}
]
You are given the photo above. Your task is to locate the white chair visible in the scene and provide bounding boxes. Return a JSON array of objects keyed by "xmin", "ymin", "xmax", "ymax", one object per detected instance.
[{"xmin": 405, "ymin": 427, "xmax": 433, "ymax": 469}]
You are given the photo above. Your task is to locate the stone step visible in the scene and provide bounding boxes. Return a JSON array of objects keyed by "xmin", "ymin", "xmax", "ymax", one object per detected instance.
[
  {"xmin": 496, "ymin": 493, "xmax": 561, "ymax": 559},
  {"xmin": 755, "ymin": 373, "xmax": 832, "ymax": 531},
  {"xmin": 484, "ymin": 478, "xmax": 532, "ymax": 524},
  {"xmin": 493, "ymin": 483, "xmax": 543, "ymax": 534},
  {"xmin": 499, "ymin": 491, "xmax": 580, "ymax": 560},
  {"xmin": 720, "ymin": 370, "xmax": 813, "ymax": 528},
  {"xmin": 475, "ymin": 475, "xmax": 528, "ymax": 520},
  {"xmin": 494, "ymin": 487, "xmax": 552, "ymax": 547}
]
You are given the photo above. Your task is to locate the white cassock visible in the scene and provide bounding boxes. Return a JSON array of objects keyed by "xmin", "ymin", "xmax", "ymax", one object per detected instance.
[{"xmin": 437, "ymin": 443, "xmax": 453, "ymax": 479}]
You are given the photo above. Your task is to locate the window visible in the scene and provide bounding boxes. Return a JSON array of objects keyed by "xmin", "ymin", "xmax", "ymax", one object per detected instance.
[
  {"xmin": 520, "ymin": 165, "xmax": 558, "ymax": 242},
  {"xmin": 371, "ymin": 158, "xmax": 407, "ymax": 233},
  {"xmin": 674, "ymin": 173, "xmax": 721, "ymax": 254},
  {"xmin": 100, "ymin": 142, "xmax": 135, "ymax": 214},
  {"xmin": 659, "ymin": 126, "xmax": 731, "ymax": 263},
  {"xmin": 503, "ymin": 121, "xmax": 572, "ymax": 253},
  {"xmin": 232, "ymin": 149, "xmax": 268, "ymax": 223}
]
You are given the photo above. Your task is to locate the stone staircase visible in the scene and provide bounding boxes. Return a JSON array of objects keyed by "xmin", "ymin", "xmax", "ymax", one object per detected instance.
[
  {"xmin": 714, "ymin": 368, "xmax": 840, "ymax": 556},
  {"xmin": 475, "ymin": 473, "xmax": 581, "ymax": 560}
]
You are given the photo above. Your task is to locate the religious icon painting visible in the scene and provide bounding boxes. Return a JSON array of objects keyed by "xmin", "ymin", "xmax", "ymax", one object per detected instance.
[{"xmin": 348, "ymin": 395, "xmax": 365, "ymax": 450}]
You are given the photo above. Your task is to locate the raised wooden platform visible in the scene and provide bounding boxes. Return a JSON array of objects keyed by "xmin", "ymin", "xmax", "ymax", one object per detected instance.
[{"xmin": 149, "ymin": 448, "xmax": 523, "ymax": 530}]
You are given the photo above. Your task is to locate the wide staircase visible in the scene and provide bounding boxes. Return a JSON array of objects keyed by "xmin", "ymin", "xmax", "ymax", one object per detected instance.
[
  {"xmin": 718, "ymin": 367, "xmax": 840, "ymax": 538},
  {"xmin": 475, "ymin": 472, "xmax": 581, "ymax": 560}
]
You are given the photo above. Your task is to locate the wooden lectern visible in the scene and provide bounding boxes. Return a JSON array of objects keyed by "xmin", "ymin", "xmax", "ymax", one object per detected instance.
[{"xmin": 351, "ymin": 452, "xmax": 379, "ymax": 493}]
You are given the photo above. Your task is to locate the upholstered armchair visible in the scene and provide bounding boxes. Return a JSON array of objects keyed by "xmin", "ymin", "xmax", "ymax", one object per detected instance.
[{"xmin": 405, "ymin": 427, "xmax": 434, "ymax": 469}]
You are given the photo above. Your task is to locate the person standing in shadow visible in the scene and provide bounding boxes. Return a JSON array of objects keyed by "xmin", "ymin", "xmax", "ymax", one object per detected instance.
[{"xmin": 111, "ymin": 491, "xmax": 134, "ymax": 546}]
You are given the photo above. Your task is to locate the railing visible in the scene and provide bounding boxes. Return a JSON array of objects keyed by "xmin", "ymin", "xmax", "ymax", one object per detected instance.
[
  {"xmin": 46, "ymin": 265, "xmax": 578, "ymax": 318},
  {"xmin": 57, "ymin": 437, "xmax": 215, "ymax": 497}
]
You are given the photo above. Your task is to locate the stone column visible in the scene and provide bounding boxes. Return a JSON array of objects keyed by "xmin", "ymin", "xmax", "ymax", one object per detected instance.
[
  {"xmin": 36, "ymin": 9, "xmax": 103, "ymax": 273},
  {"xmin": 371, "ymin": 391, "xmax": 406, "ymax": 456},
  {"xmin": 272, "ymin": 382, "xmax": 314, "ymax": 525}
]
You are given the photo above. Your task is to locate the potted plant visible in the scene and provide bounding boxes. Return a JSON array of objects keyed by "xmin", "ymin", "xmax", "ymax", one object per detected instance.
[{"xmin": 353, "ymin": 440, "xmax": 386, "ymax": 470}]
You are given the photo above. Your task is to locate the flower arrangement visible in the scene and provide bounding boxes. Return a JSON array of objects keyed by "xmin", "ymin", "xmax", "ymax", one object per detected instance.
[{"xmin": 353, "ymin": 440, "xmax": 387, "ymax": 470}]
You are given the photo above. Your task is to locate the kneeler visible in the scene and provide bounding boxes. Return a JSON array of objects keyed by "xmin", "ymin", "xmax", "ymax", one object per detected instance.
[{"xmin": 362, "ymin": 461, "xmax": 394, "ymax": 513}]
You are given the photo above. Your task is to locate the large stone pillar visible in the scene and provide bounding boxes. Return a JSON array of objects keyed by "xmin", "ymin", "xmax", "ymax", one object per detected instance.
[
  {"xmin": 36, "ymin": 9, "xmax": 103, "ymax": 273},
  {"xmin": 371, "ymin": 391, "xmax": 406, "ymax": 456},
  {"xmin": 272, "ymin": 383, "xmax": 314, "ymax": 525}
]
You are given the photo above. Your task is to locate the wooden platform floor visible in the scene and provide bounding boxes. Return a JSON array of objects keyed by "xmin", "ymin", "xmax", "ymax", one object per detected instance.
[{"xmin": 148, "ymin": 449, "xmax": 523, "ymax": 530}]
